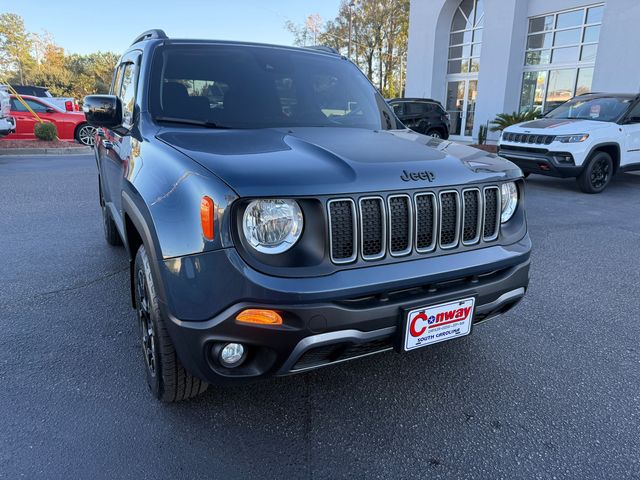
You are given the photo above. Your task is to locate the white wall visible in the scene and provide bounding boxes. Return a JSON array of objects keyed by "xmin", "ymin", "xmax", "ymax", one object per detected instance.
[{"xmin": 593, "ymin": 0, "xmax": 640, "ymax": 92}]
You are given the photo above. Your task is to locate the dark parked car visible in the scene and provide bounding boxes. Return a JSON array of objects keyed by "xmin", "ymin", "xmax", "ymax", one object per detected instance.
[
  {"xmin": 83, "ymin": 30, "xmax": 530, "ymax": 402},
  {"xmin": 388, "ymin": 98, "xmax": 451, "ymax": 139},
  {"xmin": 11, "ymin": 85, "xmax": 80, "ymax": 112}
]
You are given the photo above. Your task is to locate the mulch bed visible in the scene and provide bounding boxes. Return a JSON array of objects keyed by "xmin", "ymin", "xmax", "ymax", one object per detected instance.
[
  {"xmin": 470, "ymin": 144, "xmax": 498, "ymax": 153},
  {"xmin": 0, "ymin": 139, "xmax": 84, "ymax": 149}
]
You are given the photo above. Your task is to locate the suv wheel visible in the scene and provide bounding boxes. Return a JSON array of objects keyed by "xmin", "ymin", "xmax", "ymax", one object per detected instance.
[
  {"xmin": 577, "ymin": 151, "xmax": 613, "ymax": 194},
  {"xmin": 134, "ymin": 245, "xmax": 208, "ymax": 402},
  {"xmin": 426, "ymin": 129, "xmax": 443, "ymax": 139},
  {"xmin": 75, "ymin": 123, "xmax": 96, "ymax": 146}
]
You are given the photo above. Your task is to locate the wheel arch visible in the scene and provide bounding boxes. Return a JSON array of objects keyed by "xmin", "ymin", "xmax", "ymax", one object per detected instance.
[{"xmin": 588, "ymin": 142, "xmax": 621, "ymax": 173}]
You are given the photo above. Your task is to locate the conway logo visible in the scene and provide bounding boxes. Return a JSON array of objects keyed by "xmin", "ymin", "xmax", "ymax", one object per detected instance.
[{"xmin": 400, "ymin": 170, "xmax": 436, "ymax": 182}]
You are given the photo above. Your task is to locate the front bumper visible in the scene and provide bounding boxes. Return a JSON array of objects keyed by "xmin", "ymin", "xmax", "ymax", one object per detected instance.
[
  {"xmin": 498, "ymin": 145, "xmax": 583, "ymax": 178},
  {"xmin": 160, "ymin": 235, "xmax": 531, "ymax": 385}
]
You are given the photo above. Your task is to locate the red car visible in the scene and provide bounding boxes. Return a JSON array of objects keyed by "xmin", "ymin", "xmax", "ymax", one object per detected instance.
[{"xmin": 2, "ymin": 95, "xmax": 95, "ymax": 145}]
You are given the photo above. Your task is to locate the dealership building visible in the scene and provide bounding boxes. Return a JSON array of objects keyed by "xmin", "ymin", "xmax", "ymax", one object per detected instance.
[{"xmin": 405, "ymin": 0, "xmax": 640, "ymax": 142}]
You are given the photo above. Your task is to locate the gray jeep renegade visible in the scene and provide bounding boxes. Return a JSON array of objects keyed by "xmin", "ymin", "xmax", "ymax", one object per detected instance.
[{"xmin": 83, "ymin": 30, "xmax": 531, "ymax": 402}]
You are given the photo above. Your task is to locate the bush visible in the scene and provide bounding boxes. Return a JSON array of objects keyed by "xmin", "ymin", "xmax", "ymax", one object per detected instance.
[
  {"xmin": 489, "ymin": 110, "xmax": 539, "ymax": 132},
  {"xmin": 34, "ymin": 122, "xmax": 58, "ymax": 141}
]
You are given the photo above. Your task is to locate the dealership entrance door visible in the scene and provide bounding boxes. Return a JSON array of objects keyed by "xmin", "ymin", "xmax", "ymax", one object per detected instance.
[{"xmin": 445, "ymin": 77, "xmax": 478, "ymax": 140}]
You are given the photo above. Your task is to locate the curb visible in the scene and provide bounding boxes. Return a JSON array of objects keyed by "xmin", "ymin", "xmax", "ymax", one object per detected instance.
[{"xmin": 0, "ymin": 147, "xmax": 92, "ymax": 156}]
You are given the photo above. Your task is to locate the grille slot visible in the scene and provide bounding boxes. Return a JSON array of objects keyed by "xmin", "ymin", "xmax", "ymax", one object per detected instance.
[
  {"xmin": 439, "ymin": 191, "xmax": 460, "ymax": 248},
  {"xmin": 359, "ymin": 197, "xmax": 385, "ymax": 260},
  {"xmin": 328, "ymin": 199, "xmax": 357, "ymax": 263},
  {"xmin": 462, "ymin": 188, "xmax": 482, "ymax": 245},
  {"xmin": 388, "ymin": 195, "xmax": 412, "ymax": 256},
  {"xmin": 415, "ymin": 193, "xmax": 437, "ymax": 252},
  {"xmin": 483, "ymin": 187, "xmax": 500, "ymax": 241}
]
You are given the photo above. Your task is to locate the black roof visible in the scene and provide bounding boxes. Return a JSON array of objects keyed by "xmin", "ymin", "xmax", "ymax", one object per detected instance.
[{"xmin": 576, "ymin": 92, "xmax": 639, "ymax": 99}]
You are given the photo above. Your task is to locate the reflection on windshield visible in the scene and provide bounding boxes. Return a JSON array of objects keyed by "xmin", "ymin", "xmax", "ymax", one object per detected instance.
[
  {"xmin": 545, "ymin": 96, "xmax": 632, "ymax": 122},
  {"xmin": 149, "ymin": 45, "xmax": 399, "ymax": 130}
]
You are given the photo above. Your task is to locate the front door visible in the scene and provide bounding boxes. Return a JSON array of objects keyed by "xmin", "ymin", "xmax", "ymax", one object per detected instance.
[
  {"xmin": 445, "ymin": 78, "xmax": 477, "ymax": 139},
  {"xmin": 621, "ymin": 102, "xmax": 640, "ymax": 167}
]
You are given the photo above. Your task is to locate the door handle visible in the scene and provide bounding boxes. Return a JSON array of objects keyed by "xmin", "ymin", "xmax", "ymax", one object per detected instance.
[{"xmin": 102, "ymin": 139, "xmax": 113, "ymax": 150}]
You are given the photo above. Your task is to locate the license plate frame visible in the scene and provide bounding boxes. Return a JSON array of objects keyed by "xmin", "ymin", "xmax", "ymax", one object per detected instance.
[{"xmin": 400, "ymin": 297, "xmax": 476, "ymax": 352}]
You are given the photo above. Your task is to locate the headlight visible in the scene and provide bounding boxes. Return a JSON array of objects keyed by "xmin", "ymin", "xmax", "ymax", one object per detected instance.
[
  {"xmin": 556, "ymin": 134, "xmax": 589, "ymax": 143},
  {"xmin": 500, "ymin": 182, "xmax": 518, "ymax": 223},
  {"xmin": 242, "ymin": 199, "xmax": 303, "ymax": 254}
]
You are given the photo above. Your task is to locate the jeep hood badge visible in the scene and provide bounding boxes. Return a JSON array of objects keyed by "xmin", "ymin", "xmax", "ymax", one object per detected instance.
[{"xmin": 400, "ymin": 170, "xmax": 436, "ymax": 182}]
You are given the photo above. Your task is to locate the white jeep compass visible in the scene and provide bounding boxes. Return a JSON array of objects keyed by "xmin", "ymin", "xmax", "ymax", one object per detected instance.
[{"xmin": 498, "ymin": 93, "xmax": 640, "ymax": 193}]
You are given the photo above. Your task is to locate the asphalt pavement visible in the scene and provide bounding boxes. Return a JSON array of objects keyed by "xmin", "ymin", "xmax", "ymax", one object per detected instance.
[{"xmin": 1, "ymin": 154, "xmax": 639, "ymax": 479}]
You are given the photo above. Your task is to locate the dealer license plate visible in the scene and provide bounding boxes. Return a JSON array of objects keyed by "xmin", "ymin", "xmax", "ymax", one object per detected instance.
[{"xmin": 403, "ymin": 298, "xmax": 475, "ymax": 351}]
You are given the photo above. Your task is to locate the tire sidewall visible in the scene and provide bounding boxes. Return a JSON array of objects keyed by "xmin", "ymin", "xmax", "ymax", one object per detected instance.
[
  {"xmin": 581, "ymin": 152, "xmax": 613, "ymax": 193},
  {"xmin": 134, "ymin": 245, "xmax": 164, "ymax": 398},
  {"xmin": 426, "ymin": 129, "xmax": 442, "ymax": 139},
  {"xmin": 75, "ymin": 123, "xmax": 95, "ymax": 146}
]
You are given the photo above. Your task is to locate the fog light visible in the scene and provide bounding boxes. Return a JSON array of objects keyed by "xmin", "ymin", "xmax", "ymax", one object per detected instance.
[{"xmin": 219, "ymin": 343, "xmax": 245, "ymax": 368}]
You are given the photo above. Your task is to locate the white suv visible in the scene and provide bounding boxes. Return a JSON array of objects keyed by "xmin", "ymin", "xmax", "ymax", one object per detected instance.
[
  {"xmin": 0, "ymin": 87, "xmax": 16, "ymax": 138},
  {"xmin": 498, "ymin": 94, "xmax": 640, "ymax": 193}
]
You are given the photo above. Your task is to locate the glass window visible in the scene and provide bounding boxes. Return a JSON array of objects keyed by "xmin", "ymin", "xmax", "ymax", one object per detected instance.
[
  {"xmin": 526, "ymin": 50, "xmax": 551, "ymax": 65},
  {"xmin": 587, "ymin": 6, "xmax": 604, "ymax": 24},
  {"xmin": 470, "ymin": 58, "xmax": 480, "ymax": 72},
  {"xmin": 10, "ymin": 98, "xmax": 49, "ymax": 113},
  {"xmin": 527, "ymin": 33, "xmax": 552, "ymax": 49},
  {"xmin": 407, "ymin": 103, "xmax": 430, "ymax": 114},
  {"xmin": 556, "ymin": 10, "xmax": 584, "ymax": 29},
  {"xmin": 583, "ymin": 26, "xmax": 600, "ymax": 43},
  {"xmin": 529, "ymin": 15, "xmax": 554, "ymax": 33},
  {"xmin": 150, "ymin": 45, "xmax": 400, "ymax": 130},
  {"xmin": 448, "ymin": 58, "xmax": 470, "ymax": 74},
  {"xmin": 119, "ymin": 63, "xmax": 138, "ymax": 127},
  {"xmin": 471, "ymin": 44, "xmax": 481, "ymax": 56},
  {"xmin": 575, "ymin": 68, "xmax": 594, "ymax": 96},
  {"xmin": 580, "ymin": 44, "xmax": 597, "ymax": 62},
  {"xmin": 520, "ymin": 71, "xmax": 547, "ymax": 112},
  {"xmin": 554, "ymin": 28, "xmax": 581, "ymax": 47},
  {"xmin": 391, "ymin": 103, "xmax": 404, "ymax": 116},
  {"xmin": 546, "ymin": 95, "xmax": 632, "ymax": 122},
  {"xmin": 473, "ymin": 28, "xmax": 483, "ymax": 43},
  {"xmin": 551, "ymin": 46, "xmax": 579, "ymax": 64},
  {"xmin": 545, "ymin": 69, "xmax": 575, "ymax": 111}
]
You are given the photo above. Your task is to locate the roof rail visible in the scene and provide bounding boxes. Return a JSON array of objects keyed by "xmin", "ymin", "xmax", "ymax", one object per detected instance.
[
  {"xmin": 306, "ymin": 45, "xmax": 339, "ymax": 55},
  {"xmin": 131, "ymin": 29, "xmax": 168, "ymax": 46}
]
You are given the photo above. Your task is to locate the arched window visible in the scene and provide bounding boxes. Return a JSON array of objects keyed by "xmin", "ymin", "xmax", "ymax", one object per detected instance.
[{"xmin": 447, "ymin": 0, "xmax": 484, "ymax": 74}]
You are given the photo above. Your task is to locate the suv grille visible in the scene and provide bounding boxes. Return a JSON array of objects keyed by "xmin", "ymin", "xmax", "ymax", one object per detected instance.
[
  {"xmin": 327, "ymin": 186, "xmax": 501, "ymax": 264},
  {"xmin": 503, "ymin": 132, "xmax": 555, "ymax": 145}
]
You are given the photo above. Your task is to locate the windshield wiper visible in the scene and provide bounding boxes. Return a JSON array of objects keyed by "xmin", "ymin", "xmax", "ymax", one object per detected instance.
[{"xmin": 153, "ymin": 116, "xmax": 231, "ymax": 129}]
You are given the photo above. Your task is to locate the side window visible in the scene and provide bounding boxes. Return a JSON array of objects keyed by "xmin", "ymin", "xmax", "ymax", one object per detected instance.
[
  {"xmin": 626, "ymin": 102, "xmax": 640, "ymax": 122},
  {"xmin": 111, "ymin": 65, "xmax": 123, "ymax": 95},
  {"xmin": 11, "ymin": 98, "xmax": 48, "ymax": 113},
  {"xmin": 118, "ymin": 62, "xmax": 138, "ymax": 128},
  {"xmin": 407, "ymin": 103, "xmax": 427, "ymax": 115}
]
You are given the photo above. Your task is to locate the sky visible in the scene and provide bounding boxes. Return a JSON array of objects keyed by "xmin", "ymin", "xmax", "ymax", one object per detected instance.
[{"xmin": 2, "ymin": 0, "xmax": 343, "ymax": 54}]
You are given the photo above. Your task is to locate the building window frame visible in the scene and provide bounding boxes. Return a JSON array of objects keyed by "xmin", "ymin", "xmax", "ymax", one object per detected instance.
[{"xmin": 519, "ymin": 3, "xmax": 604, "ymax": 114}]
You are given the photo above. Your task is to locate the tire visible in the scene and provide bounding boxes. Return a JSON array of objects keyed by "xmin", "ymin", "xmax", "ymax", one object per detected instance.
[
  {"xmin": 134, "ymin": 245, "xmax": 208, "ymax": 402},
  {"xmin": 577, "ymin": 151, "xmax": 613, "ymax": 194},
  {"xmin": 426, "ymin": 129, "xmax": 443, "ymax": 139},
  {"xmin": 100, "ymin": 185, "xmax": 123, "ymax": 246},
  {"xmin": 75, "ymin": 123, "xmax": 96, "ymax": 146}
]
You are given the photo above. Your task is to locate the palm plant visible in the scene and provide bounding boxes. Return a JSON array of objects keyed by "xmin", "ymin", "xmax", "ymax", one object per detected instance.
[{"xmin": 489, "ymin": 110, "xmax": 539, "ymax": 132}]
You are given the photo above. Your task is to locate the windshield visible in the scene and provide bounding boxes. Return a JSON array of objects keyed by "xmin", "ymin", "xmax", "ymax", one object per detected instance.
[
  {"xmin": 149, "ymin": 44, "xmax": 399, "ymax": 130},
  {"xmin": 545, "ymin": 96, "xmax": 632, "ymax": 122}
]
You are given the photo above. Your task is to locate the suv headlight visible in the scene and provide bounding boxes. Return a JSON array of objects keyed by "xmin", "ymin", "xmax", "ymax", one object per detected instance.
[
  {"xmin": 242, "ymin": 199, "xmax": 303, "ymax": 254},
  {"xmin": 556, "ymin": 134, "xmax": 589, "ymax": 143},
  {"xmin": 500, "ymin": 182, "xmax": 518, "ymax": 223}
]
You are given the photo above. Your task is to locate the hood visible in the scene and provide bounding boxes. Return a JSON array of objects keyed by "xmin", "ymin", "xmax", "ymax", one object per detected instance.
[
  {"xmin": 506, "ymin": 118, "xmax": 613, "ymax": 134},
  {"xmin": 157, "ymin": 127, "xmax": 520, "ymax": 197}
]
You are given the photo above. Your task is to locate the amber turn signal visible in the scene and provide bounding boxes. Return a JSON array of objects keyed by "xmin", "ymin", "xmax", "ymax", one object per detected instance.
[
  {"xmin": 200, "ymin": 196, "xmax": 215, "ymax": 240},
  {"xmin": 236, "ymin": 309, "xmax": 283, "ymax": 326}
]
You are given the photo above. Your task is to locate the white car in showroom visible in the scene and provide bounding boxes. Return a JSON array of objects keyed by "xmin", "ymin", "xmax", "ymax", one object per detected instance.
[
  {"xmin": 497, "ymin": 93, "xmax": 640, "ymax": 193},
  {"xmin": 0, "ymin": 87, "xmax": 16, "ymax": 138}
]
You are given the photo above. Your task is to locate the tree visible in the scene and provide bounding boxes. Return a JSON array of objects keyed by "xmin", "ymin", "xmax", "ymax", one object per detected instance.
[
  {"xmin": 489, "ymin": 111, "xmax": 539, "ymax": 132},
  {"xmin": 0, "ymin": 13, "xmax": 35, "ymax": 84},
  {"xmin": 288, "ymin": 0, "xmax": 410, "ymax": 98}
]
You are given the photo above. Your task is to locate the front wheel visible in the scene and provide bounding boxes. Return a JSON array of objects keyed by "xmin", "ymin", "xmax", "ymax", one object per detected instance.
[
  {"xmin": 426, "ymin": 129, "xmax": 443, "ymax": 139},
  {"xmin": 75, "ymin": 123, "xmax": 96, "ymax": 146},
  {"xmin": 577, "ymin": 151, "xmax": 613, "ymax": 194},
  {"xmin": 134, "ymin": 245, "xmax": 208, "ymax": 402}
]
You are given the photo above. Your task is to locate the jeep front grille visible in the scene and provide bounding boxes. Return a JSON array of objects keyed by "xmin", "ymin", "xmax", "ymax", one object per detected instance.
[
  {"xmin": 503, "ymin": 132, "xmax": 555, "ymax": 145},
  {"xmin": 327, "ymin": 186, "xmax": 501, "ymax": 264}
]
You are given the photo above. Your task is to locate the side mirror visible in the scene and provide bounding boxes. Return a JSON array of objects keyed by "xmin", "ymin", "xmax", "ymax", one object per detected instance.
[{"xmin": 83, "ymin": 95, "xmax": 123, "ymax": 129}]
